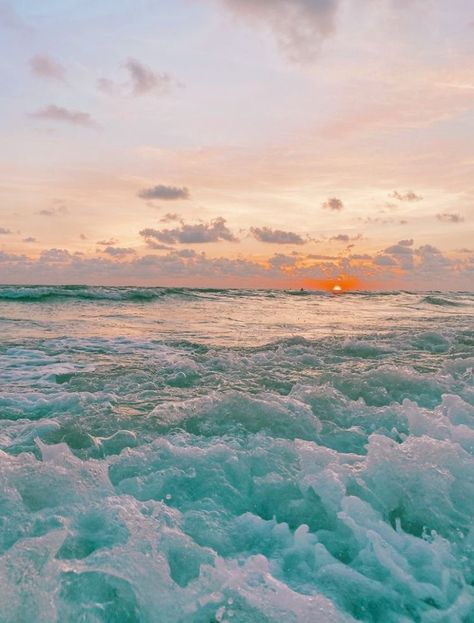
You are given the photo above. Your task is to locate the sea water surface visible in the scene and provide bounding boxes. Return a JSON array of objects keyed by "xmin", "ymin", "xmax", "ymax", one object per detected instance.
[{"xmin": 0, "ymin": 286, "xmax": 473, "ymax": 622}]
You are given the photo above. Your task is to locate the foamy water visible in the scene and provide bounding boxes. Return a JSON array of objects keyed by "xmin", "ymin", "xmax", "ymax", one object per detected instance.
[{"xmin": 1, "ymin": 287, "xmax": 473, "ymax": 622}]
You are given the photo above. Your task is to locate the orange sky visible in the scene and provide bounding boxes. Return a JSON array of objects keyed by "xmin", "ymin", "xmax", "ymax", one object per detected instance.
[{"xmin": 0, "ymin": 0, "xmax": 473, "ymax": 289}]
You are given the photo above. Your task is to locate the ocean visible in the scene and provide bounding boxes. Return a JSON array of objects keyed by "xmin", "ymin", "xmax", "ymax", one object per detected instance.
[{"xmin": 0, "ymin": 286, "xmax": 473, "ymax": 622}]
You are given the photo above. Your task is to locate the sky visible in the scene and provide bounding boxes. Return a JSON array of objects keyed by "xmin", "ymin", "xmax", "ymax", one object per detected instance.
[{"xmin": 0, "ymin": 0, "xmax": 473, "ymax": 289}]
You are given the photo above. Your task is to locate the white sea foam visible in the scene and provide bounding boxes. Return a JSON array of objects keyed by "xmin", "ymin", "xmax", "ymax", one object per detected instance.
[{"xmin": 0, "ymin": 289, "xmax": 473, "ymax": 621}]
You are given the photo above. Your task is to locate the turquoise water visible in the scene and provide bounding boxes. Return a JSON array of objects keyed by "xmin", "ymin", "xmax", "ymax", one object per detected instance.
[{"xmin": 0, "ymin": 287, "xmax": 473, "ymax": 622}]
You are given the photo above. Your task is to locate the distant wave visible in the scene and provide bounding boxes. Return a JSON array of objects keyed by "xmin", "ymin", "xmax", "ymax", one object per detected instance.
[
  {"xmin": 0, "ymin": 285, "xmax": 330, "ymax": 302},
  {"xmin": 0, "ymin": 285, "xmax": 471, "ymax": 304},
  {"xmin": 422, "ymin": 294, "xmax": 464, "ymax": 307},
  {"xmin": 0, "ymin": 285, "xmax": 243, "ymax": 303}
]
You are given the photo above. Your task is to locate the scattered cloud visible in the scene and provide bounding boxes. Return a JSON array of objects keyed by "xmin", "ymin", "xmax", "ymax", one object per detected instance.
[
  {"xmin": 390, "ymin": 190, "xmax": 423, "ymax": 202},
  {"xmin": 373, "ymin": 254, "xmax": 397, "ymax": 266},
  {"xmin": 160, "ymin": 213, "xmax": 180, "ymax": 222},
  {"xmin": 358, "ymin": 216, "xmax": 408, "ymax": 225},
  {"xmin": 0, "ymin": 1, "xmax": 28, "ymax": 31},
  {"xmin": 140, "ymin": 217, "xmax": 238, "ymax": 245},
  {"xmin": 143, "ymin": 241, "xmax": 175, "ymax": 251},
  {"xmin": 99, "ymin": 58, "xmax": 177, "ymax": 97},
  {"xmin": 80, "ymin": 234, "xmax": 87, "ymax": 240},
  {"xmin": 138, "ymin": 185, "xmax": 190, "ymax": 201},
  {"xmin": 330, "ymin": 233, "xmax": 361, "ymax": 243},
  {"xmin": 29, "ymin": 54, "xmax": 66, "ymax": 82},
  {"xmin": 268, "ymin": 253, "xmax": 298, "ymax": 269},
  {"xmin": 22, "ymin": 237, "xmax": 37, "ymax": 243},
  {"xmin": 97, "ymin": 78, "xmax": 117, "ymax": 96},
  {"xmin": 382, "ymin": 239, "xmax": 415, "ymax": 269},
  {"xmin": 97, "ymin": 238, "xmax": 118, "ymax": 246},
  {"xmin": 30, "ymin": 105, "xmax": 97, "ymax": 128},
  {"xmin": 307, "ymin": 253, "xmax": 339, "ymax": 260},
  {"xmin": 39, "ymin": 248, "xmax": 72, "ymax": 263},
  {"xmin": 322, "ymin": 197, "xmax": 344, "ymax": 211},
  {"xmin": 214, "ymin": 0, "xmax": 340, "ymax": 63},
  {"xmin": 1, "ymin": 240, "xmax": 472, "ymax": 290},
  {"xmin": 0, "ymin": 227, "xmax": 11, "ymax": 234},
  {"xmin": 102, "ymin": 246, "xmax": 136, "ymax": 257},
  {"xmin": 413, "ymin": 244, "xmax": 453, "ymax": 276},
  {"xmin": 173, "ymin": 248, "xmax": 198, "ymax": 259},
  {"xmin": 125, "ymin": 58, "xmax": 174, "ymax": 96},
  {"xmin": 37, "ymin": 204, "xmax": 68, "ymax": 217},
  {"xmin": 251, "ymin": 226, "xmax": 306, "ymax": 245},
  {"xmin": 436, "ymin": 212, "xmax": 464, "ymax": 223}
]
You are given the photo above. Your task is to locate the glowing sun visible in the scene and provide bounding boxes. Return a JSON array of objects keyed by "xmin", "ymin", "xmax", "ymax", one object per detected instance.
[{"xmin": 302, "ymin": 274, "xmax": 363, "ymax": 292}]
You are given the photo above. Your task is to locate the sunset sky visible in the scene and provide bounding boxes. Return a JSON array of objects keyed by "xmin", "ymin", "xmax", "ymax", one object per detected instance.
[{"xmin": 1, "ymin": 0, "xmax": 473, "ymax": 289}]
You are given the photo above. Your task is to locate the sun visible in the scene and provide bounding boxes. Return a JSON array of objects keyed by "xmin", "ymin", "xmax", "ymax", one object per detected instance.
[{"xmin": 302, "ymin": 275, "xmax": 363, "ymax": 292}]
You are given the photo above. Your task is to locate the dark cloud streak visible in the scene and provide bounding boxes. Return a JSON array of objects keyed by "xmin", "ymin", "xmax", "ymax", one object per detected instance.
[
  {"xmin": 30, "ymin": 105, "xmax": 97, "ymax": 128},
  {"xmin": 251, "ymin": 226, "xmax": 306, "ymax": 245},
  {"xmin": 138, "ymin": 185, "xmax": 190, "ymax": 201}
]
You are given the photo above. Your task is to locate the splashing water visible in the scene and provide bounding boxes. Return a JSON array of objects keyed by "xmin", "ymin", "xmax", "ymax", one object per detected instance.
[{"xmin": 0, "ymin": 287, "xmax": 473, "ymax": 622}]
